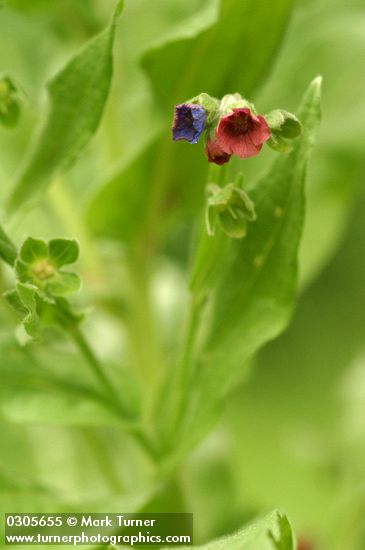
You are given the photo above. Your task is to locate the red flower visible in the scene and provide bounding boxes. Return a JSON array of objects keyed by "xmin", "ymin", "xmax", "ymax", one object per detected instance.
[
  {"xmin": 297, "ymin": 537, "xmax": 315, "ymax": 550},
  {"xmin": 205, "ymin": 139, "xmax": 231, "ymax": 165},
  {"xmin": 216, "ymin": 107, "xmax": 270, "ymax": 159}
]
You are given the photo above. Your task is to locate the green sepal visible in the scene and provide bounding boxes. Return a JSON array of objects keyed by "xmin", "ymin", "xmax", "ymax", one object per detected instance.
[
  {"xmin": 48, "ymin": 238, "xmax": 79, "ymax": 268},
  {"xmin": 220, "ymin": 93, "xmax": 256, "ymax": 115},
  {"xmin": 267, "ymin": 134, "xmax": 292, "ymax": 154},
  {"xmin": 206, "ymin": 181, "xmax": 256, "ymax": 239},
  {"xmin": 4, "ymin": 282, "xmax": 84, "ymax": 343},
  {"xmin": 187, "ymin": 93, "xmax": 220, "ymax": 126},
  {"xmin": 3, "ymin": 288, "xmax": 28, "ymax": 316},
  {"xmin": 19, "ymin": 237, "xmax": 48, "ymax": 264},
  {"xmin": 218, "ymin": 208, "xmax": 248, "ymax": 239},
  {"xmin": 47, "ymin": 271, "xmax": 81, "ymax": 297},
  {"xmin": 4, "ymin": 283, "xmax": 41, "ymax": 341},
  {"xmin": 15, "ymin": 236, "xmax": 81, "ymax": 297},
  {"xmin": 15, "ymin": 259, "xmax": 34, "ymax": 284},
  {"xmin": 189, "ymin": 92, "xmax": 219, "ymax": 112}
]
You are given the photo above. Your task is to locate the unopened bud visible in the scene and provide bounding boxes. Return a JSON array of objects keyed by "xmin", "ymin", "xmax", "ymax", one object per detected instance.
[
  {"xmin": 265, "ymin": 109, "xmax": 302, "ymax": 139},
  {"xmin": 220, "ymin": 93, "xmax": 256, "ymax": 115}
]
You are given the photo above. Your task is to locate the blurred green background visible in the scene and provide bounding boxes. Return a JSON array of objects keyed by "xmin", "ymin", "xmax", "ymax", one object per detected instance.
[{"xmin": 0, "ymin": 0, "xmax": 364, "ymax": 549}]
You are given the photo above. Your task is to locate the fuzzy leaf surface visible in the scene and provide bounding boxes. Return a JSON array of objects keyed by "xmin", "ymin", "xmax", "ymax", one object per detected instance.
[{"xmin": 7, "ymin": 2, "xmax": 123, "ymax": 213}]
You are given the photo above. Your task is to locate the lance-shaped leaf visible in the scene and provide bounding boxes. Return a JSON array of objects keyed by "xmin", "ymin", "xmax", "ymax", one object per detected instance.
[
  {"xmin": 142, "ymin": 0, "xmax": 294, "ymax": 110},
  {"xmin": 6, "ymin": 0, "xmax": 124, "ymax": 213},
  {"xmin": 0, "ymin": 224, "xmax": 17, "ymax": 266},
  {"xmin": 165, "ymin": 511, "xmax": 295, "ymax": 550}
]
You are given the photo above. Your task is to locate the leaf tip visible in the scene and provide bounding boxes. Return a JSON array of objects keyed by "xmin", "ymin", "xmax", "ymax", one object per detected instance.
[
  {"xmin": 310, "ymin": 75, "xmax": 323, "ymax": 95},
  {"xmin": 113, "ymin": 0, "xmax": 124, "ymax": 20}
]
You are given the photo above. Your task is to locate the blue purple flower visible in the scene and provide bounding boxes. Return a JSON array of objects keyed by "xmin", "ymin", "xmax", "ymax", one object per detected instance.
[{"xmin": 172, "ymin": 103, "xmax": 206, "ymax": 144}]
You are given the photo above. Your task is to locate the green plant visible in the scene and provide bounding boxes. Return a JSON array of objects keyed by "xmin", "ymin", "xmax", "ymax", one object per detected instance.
[{"xmin": 0, "ymin": 1, "xmax": 364, "ymax": 549}]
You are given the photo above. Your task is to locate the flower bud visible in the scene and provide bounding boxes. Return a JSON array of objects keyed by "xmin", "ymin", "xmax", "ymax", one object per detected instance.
[
  {"xmin": 219, "ymin": 93, "xmax": 256, "ymax": 115},
  {"xmin": 192, "ymin": 93, "xmax": 220, "ymax": 124},
  {"xmin": 205, "ymin": 138, "xmax": 231, "ymax": 165},
  {"xmin": 0, "ymin": 75, "xmax": 20, "ymax": 128},
  {"xmin": 206, "ymin": 182, "xmax": 256, "ymax": 239},
  {"xmin": 265, "ymin": 109, "xmax": 302, "ymax": 139}
]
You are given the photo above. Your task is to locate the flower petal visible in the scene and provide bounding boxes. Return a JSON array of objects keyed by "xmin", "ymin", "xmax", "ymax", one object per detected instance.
[
  {"xmin": 249, "ymin": 115, "xmax": 271, "ymax": 146},
  {"xmin": 172, "ymin": 103, "xmax": 206, "ymax": 143},
  {"xmin": 233, "ymin": 135, "xmax": 262, "ymax": 158},
  {"xmin": 216, "ymin": 108, "xmax": 269, "ymax": 158}
]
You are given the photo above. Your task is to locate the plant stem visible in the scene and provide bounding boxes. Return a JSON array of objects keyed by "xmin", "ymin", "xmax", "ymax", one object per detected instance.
[
  {"xmin": 48, "ymin": 179, "xmax": 102, "ymax": 281},
  {"xmin": 167, "ymin": 295, "xmax": 204, "ymax": 447},
  {"xmin": 125, "ymin": 251, "xmax": 164, "ymax": 386},
  {"xmin": 164, "ymin": 163, "xmax": 228, "ymax": 452},
  {"xmin": 69, "ymin": 324, "xmax": 160, "ymax": 463},
  {"xmin": 70, "ymin": 326, "xmax": 121, "ymax": 406}
]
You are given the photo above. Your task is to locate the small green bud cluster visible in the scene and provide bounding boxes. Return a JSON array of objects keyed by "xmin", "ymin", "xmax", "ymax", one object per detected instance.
[
  {"xmin": 206, "ymin": 180, "xmax": 256, "ymax": 239},
  {"xmin": 15, "ymin": 237, "xmax": 81, "ymax": 297},
  {"xmin": 3, "ymin": 237, "xmax": 83, "ymax": 343},
  {"xmin": 173, "ymin": 91, "xmax": 302, "ymax": 164},
  {"xmin": 265, "ymin": 109, "xmax": 302, "ymax": 153}
]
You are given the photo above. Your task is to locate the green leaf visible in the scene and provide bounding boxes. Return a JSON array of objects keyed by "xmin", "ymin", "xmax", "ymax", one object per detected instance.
[
  {"xmin": 19, "ymin": 237, "xmax": 48, "ymax": 263},
  {"xmin": 165, "ymin": 511, "xmax": 295, "ymax": 550},
  {"xmin": 5, "ymin": 282, "xmax": 42, "ymax": 341},
  {"xmin": 142, "ymin": 0, "xmax": 294, "ymax": 108},
  {"xmin": 0, "ymin": 363, "xmax": 123, "ymax": 427},
  {"xmin": 48, "ymin": 238, "xmax": 79, "ymax": 267},
  {"xmin": 47, "ymin": 271, "xmax": 81, "ymax": 296},
  {"xmin": 3, "ymin": 288, "xmax": 28, "ymax": 316},
  {"xmin": 6, "ymin": 2, "xmax": 124, "ymax": 213},
  {"xmin": 0, "ymin": 334, "xmax": 141, "ymax": 427},
  {"xmin": 0, "ymin": 224, "xmax": 17, "ymax": 266},
  {"xmin": 268, "ymin": 514, "xmax": 295, "ymax": 550},
  {"xmin": 174, "ymin": 77, "xmax": 322, "ymax": 453},
  {"xmin": 88, "ymin": 139, "xmax": 161, "ymax": 242},
  {"xmin": 254, "ymin": 5, "xmax": 365, "ymax": 288},
  {"xmin": 225, "ymin": 193, "xmax": 365, "ymax": 549},
  {"xmin": 114, "ymin": 0, "xmax": 124, "ymax": 19}
]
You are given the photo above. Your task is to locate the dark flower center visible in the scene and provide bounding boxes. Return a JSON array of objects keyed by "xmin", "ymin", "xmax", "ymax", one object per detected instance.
[
  {"xmin": 182, "ymin": 110, "xmax": 194, "ymax": 127},
  {"xmin": 228, "ymin": 112, "xmax": 253, "ymax": 135}
]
